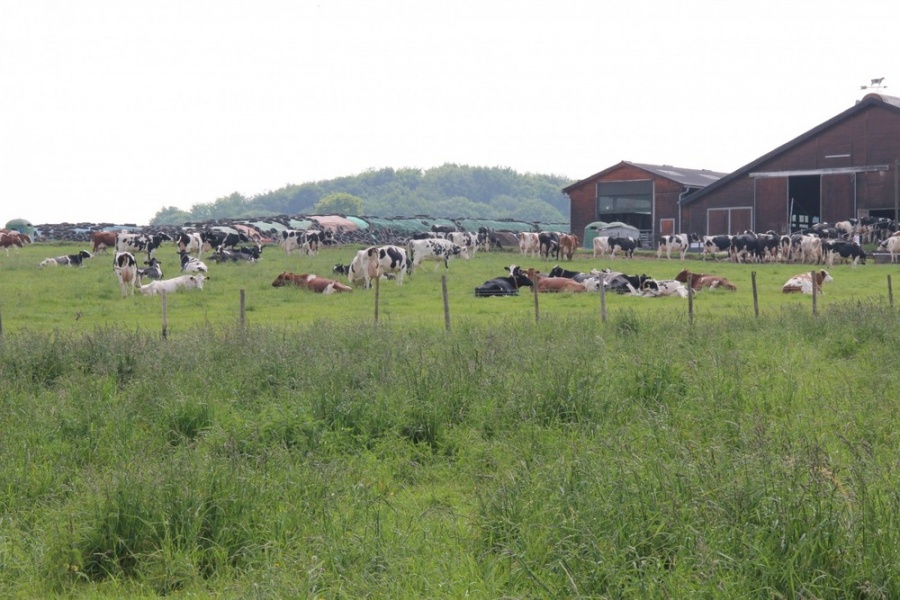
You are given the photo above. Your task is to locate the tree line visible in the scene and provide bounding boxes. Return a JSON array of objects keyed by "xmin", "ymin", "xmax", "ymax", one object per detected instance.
[{"xmin": 150, "ymin": 164, "xmax": 573, "ymax": 226}]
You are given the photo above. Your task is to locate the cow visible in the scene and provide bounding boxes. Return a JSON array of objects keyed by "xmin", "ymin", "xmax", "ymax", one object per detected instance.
[
  {"xmin": 115, "ymin": 232, "xmax": 150, "ymax": 257},
  {"xmin": 333, "ymin": 263, "xmax": 350, "ymax": 276},
  {"xmin": 640, "ymin": 279, "xmax": 690, "ymax": 298},
  {"xmin": 823, "ymin": 240, "xmax": 866, "ymax": 267},
  {"xmin": 90, "ymin": 231, "xmax": 118, "ymax": 254},
  {"xmin": 592, "ymin": 236, "xmax": 610, "ymax": 259},
  {"xmin": 608, "ymin": 236, "xmax": 641, "ymax": 259},
  {"xmin": 538, "ymin": 231, "xmax": 560, "ymax": 260},
  {"xmin": 407, "ymin": 238, "xmax": 462, "ymax": 271},
  {"xmin": 878, "ymin": 236, "xmax": 900, "ymax": 262},
  {"xmin": 201, "ymin": 229, "xmax": 249, "ymax": 254},
  {"xmin": 39, "ymin": 250, "xmax": 93, "ymax": 267},
  {"xmin": 701, "ymin": 235, "xmax": 732, "ymax": 260},
  {"xmin": 674, "ymin": 269, "xmax": 737, "ymax": 291},
  {"xmin": 657, "ymin": 233, "xmax": 698, "ymax": 260},
  {"xmin": 137, "ymin": 257, "xmax": 164, "ymax": 283},
  {"xmin": 524, "ymin": 268, "xmax": 586, "ymax": 293},
  {"xmin": 212, "ymin": 244, "xmax": 262, "ymax": 263},
  {"xmin": 474, "ymin": 265, "xmax": 533, "ymax": 297},
  {"xmin": 113, "ymin": 251, "xmax": 138, "ymax": 297},
  {"xmin": 281, "ymin": 229, "xmax": 324, "ymax": 255},
  {"xmin": 1, "ymin": 231, "xmax": 29, "ymax": 254},
  {"xmin": 730, "ymin": 232, "xmax": 759, "ymax": 263},
  {"xmin": 347, "ymin": 245, "xmax": 410, "ymax": 288},
  {"xmin": 178, "ymin": 250, "xmax": 208, "ymax": 273},
  {"xmin": 558, "ymin": 234, "xmax": 578, "ymax": 261},
  {"xmin": 175, "ymin": 232, "xmax": 204, "ymax": 258},
  {"xmin": 140, "ymin": 274, "xmax": 207, "ymax": 296},
  {"xmin": 476, "ymin": 226, "xmax": 502, "ymax": 252},
  {"xmin": 548, "ymin": 265, "xmax": 592, "ymax": 283},
  {"xmin": 446, "ymin": 231, "xmax": 479, "ymax": 259},
  {"xmin": 782, "ymin": 270, "xmax": 833, "ymax": 294},
  {"xmin": 145, "ymin": 232, "xmax": 173, "ymax": 257},
  {"xmin": 518, "ymin": 232, "xmax": 541, "ymax": 257},
  {"xmin": 602, "ymin": 272, "xmax": 651, "ymax": 294},
  {"xmin": 271, "ymin": 272, "xmax": 353, "ymax": 294}
]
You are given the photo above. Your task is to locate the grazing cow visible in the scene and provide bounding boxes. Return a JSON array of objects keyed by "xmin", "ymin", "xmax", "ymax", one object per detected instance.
[
  {"xmin": 701, "ymin": 235, "xmax": 732, "ymax": 260},
  {"xmin": 592, "ymin": 236, "xmax": 610, "ymax": 259},
  {"xmin": 407, "ymin": 238, "xmax": 462, "ymax": 271},
  {"xmin": 113, "ymin": 251, "xmax": 138, "ymax": 297},
  {"xmin": 640, "ymin": 279, "xmax": 690, "ymax": 298},
  {"xmin": 878, "ymin": 235, "xmax": 900, "ymax": 262},
  {"xmin": 90, "ymin": 231, "xmax": 118, "ymax": 254},
  {"xmin": 175, "ymin": 232, "xmax": 204, "ymax": 258},
  {"xmin": 518, "ymin": 232, "xmax": 541, "ymax": 257},
  {"xmin": 446, "ymin": 231, "xmax": 479, "ymax": 259},
  {"xmin": 608, "ymin": 236, "xmax": 641, "ymax": 259},
  {"xmin": 782, "ymin": 270, "xmax": 833, "ymax": 294},
  {"xmin": 40, "ymin": 250, "xmax": 93, "ymax": 267},
  {"xmin": 823, "ymin": 240, "xmax": 866, "ymax": 267},
  {"xmin": 140, "ymin": 274, "xmax": 207, "ymax": 296},
  {"xmin": 558, "ymin": 234, "xmax": 578, "ymax": 260},
  {"xmin": 137, "ymin": 257, "xmax": 164, "ymax": 282},
  {"xmin": 524, "ymin": 268, "xmax": 586, "ymax": 293},
  {"xmin": 657, "ymin": 233, "xmax": 697, "ymax": 260},
  {"xmin": 538, "ymin": 231, "xmax": 560, "ymax": 260},
  {"xmin": 178, "ymin": 250, "xmax": 208, "ymax": 273},
  {"xmin": 674, "ymin": 269, "xmax": 737, "ymax": 291},
  {"xmin": 474, "ymin": 265, "xmax": 534, "ymax": 297},
  {"xmin": 271, "ymin": 272, "xmax": 353, "ymax": 294}
]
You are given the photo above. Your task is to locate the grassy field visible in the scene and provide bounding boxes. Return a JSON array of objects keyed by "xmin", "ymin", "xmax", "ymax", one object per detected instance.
[
  {"xmin": 1, "ymin": 241, "xmax": 898, "ymax": 334},
  {"xmin": 1, "ymin": 241, "xmax": 900, "ymax": 598}
]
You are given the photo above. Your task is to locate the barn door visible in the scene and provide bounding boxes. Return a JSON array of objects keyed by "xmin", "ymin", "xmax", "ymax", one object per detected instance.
[{"xmin": 659, "ymin": 218, "xmax": 674, "ymax": 236}]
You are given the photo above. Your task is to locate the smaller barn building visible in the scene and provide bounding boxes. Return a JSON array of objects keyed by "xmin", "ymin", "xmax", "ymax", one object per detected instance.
[{"xmin": 563, "ymin": 162, "xmax": 725, "ymax": 246}]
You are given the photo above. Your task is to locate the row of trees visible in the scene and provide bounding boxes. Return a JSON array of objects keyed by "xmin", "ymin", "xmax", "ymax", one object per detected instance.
[{"xmin": 150, "ymin": 164, "xmax": 573, "ymax": 225}]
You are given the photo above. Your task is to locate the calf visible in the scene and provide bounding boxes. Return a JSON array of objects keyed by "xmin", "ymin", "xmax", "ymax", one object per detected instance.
[
  {"xmin": 674, "ymin": 269, "xmax": 737, "ymax": 291},
  {"xmin": 40, "ymin": 250, "xmax": 93, "ymax": 267},
  {"xmin": 140, "ymin": 274, "xmax": 207, "ymax": 296},
  {"xmin": 592, "ymin": 235, "xmax": 610, "ymax": 259},
  {"xmin": 271, "ymin": 272, "xmax": 353, "ymax": 294},
  {"xmin": 113, "ymin": 251, "xmax": 138, "ymax": 297},
  {"xmin": 782, "ymin": 270, "xmax": 833, "ymax": 294},
  {"xmin": 474, "ymin": 265, "xmax": 534, "ymax": 297}
]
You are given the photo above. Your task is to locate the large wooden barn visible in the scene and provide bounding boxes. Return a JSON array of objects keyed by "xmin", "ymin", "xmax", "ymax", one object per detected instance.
[
  {"xmin": 681, "ymin": 93, "xmax": 900, "ymax": 236},
  {"xmin": 563, "ymin": 161, "xmax": 726, "ymax": 245}
]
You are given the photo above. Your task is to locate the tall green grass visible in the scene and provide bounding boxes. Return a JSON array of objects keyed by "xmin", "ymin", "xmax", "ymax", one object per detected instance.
[{"xmin": 1, "ymin": 299, "xmax": 898, "ymax": 597}]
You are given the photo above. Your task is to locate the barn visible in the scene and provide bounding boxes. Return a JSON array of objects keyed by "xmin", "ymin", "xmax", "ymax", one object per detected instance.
[
  {"xmin": 563, "ymin": 162, "xmax": 725, "ymax": 246},
  {"xmin": 681, "ymin": 93, "xmax": 900, "ymax": 236}
]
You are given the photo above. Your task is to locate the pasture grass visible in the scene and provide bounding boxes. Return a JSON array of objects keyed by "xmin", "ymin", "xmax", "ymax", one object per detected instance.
[{"xmin": 0, "ymin": 242, "xmax": 899, "ymax": 597}]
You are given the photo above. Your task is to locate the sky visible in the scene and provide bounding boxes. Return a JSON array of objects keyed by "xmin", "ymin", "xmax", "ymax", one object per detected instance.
[{"xmin": 2, "ymin": 0, "xmax": 898, "ymax": 227}]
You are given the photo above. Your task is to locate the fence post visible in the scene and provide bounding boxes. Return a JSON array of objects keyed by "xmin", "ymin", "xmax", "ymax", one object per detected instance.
[
  {"xmin": 599, "ymin": 279, "xmax": 607, "ymax": 323},
  {"xmin": 441, "ymin": 275, "xmax": 450, "ymax": 332},
  {"xmin": 751, "ymin": 271, "xmax": 759, "ymax": 318},
  {"xmin": 161, "ymin": 291, "xmax": 168, "ymax": 339},
  {"xmin": 239, "ymin": 289, "xmax": 245, "ymax": 328},
  {"xmin": 533, "ymin": 281, "xmax": 540, "ymax": 323},
  {"xmin": 889, "ymin": 274, "xmax": 894, "ymax": 308},
  {"xmin": 811, "ymin": 270, "xmax": 818, "ymax": 316},
  {"xmin": 374, "ymin": 275, "xmax": 380, "ymax": 325},
  {"xmin": 687, "ymin": 273, "xmax": 694, "ymax": 325}
]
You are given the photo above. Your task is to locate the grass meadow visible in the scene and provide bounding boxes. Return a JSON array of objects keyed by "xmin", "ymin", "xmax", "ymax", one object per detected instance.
[{"xmin": 1, "ymin": 241, "xmax": 899, "ymax": 597}]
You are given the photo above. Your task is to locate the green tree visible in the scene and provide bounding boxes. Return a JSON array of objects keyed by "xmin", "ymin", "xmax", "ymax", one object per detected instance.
[
  {"xmin": 150, "ymin": 206, "xmax": 192, "ymax": 226},
  {"xmin": 314, "ymin": 192, "xmax": 364, "ymax": 216}
]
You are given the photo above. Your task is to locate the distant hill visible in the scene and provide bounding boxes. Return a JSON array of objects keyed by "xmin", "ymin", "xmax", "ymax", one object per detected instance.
[{"xmin": 151, "ymin": 164, "xmax": 574, "ymax": 226}]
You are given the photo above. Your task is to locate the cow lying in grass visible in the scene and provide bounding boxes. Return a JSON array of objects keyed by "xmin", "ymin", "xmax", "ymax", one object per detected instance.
[
  {"xmin": 40, "ymin": 250, "xmax": 93, "ymax": 267},
  {"xmin": 474, "ymin": 265, "xmax": 533, "ymax": 297},
  {"xmin": 524, "ymin": 268, "xmax": 586, "ymax": 293},
  {"xmin": 782, "ymin": 270, "xmax": 833, "ymax": 294},
  {"xmin": 674, "ymin": 269, "xmax": 737, "ymax": 291},
  {"xmin": 272, "ymin": 272, "xmax": 353, "ymax": 294},
  {"xmin": 140, "ymin": 274, "xmax": 207, "ymax": 296}
]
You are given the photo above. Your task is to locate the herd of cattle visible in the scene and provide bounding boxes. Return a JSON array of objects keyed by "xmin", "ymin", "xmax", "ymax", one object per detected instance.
[{"xmin": 3, "ymin": 218, "xmax": 897, "ymax": 301}]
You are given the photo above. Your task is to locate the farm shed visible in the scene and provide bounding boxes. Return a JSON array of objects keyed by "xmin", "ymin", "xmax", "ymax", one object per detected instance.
[
  {"xmin": 681, "ymin": 93, "xmax": 900, "ymax": 235},
  {"xmin": 582, "ymin": 221, "xmax": 639, "ymax": 249},
  {"xmin": 563, "ymin": 162, "xmax": 725, "ymax": 246}
]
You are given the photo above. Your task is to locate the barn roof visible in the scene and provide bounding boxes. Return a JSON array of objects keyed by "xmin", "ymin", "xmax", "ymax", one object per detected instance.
[
  {"xmin": 563, "ymin": 161, "xmax": 726, "ymax": 193},
  {"xmin": 681, "ymin": 93, "xmax": 900, "ymax": 207}
]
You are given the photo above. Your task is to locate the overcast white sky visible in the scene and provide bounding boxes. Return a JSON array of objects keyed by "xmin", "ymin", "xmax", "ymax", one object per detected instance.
[{"xmin": 1, "ymin": 0, "xmax": 897, "ymax": 226}]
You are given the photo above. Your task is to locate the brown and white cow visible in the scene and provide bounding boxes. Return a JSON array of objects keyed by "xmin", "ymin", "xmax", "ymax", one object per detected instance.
[
  {"xmin": 782, "ymin": 270, "xmax": 833, "ymax": 295},
  {"xmin": 91, "ymin": 231, "xmax": 118, "ymax": 254},
  {"xmin": 518, "ymin": 232, "xmax": 540, "ymax": 258},
  {"xmin": 113, "ymin": 251, "xmax": 138, "ymax": 297},
  {"xmin": 1, "ymin": 230, "xmax": 29, "ymax": 254},
  {"xmin": 271, "ymin": 272, "xmax": 353, "ymax": 294},
  {"xmin": 558, "ymin": 234, "xmax": 578, "ymax": 261},
  {"xmin": 674, "ymin": 269, "xmax": 737, "ymax": 291},
  {"xmin": 524, "ymin": 268, "xmax": 586, "ymax": 293}
]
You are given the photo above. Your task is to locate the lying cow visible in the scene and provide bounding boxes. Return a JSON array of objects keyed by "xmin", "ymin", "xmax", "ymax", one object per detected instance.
[
  {"xmin": 782, "ymin": 270, "xmax": 833, "ymax": 295},
  {"xmin": 40, "ymin": 250, "xmax": 93, "ymax": 267},
  {"xmin": 178, "ymin": 250, "xmax": 208, "ymax": 273},
  {"xmin": 271, "ymin": 272, "xmax": 353, "ymax": 294},
  {"xmin": 601, "ymin": 271, "xmax": 651, "ymax": 294},
  {"xmin": 525, "ymin": 268, "xmax": 586, "ymax": 293},
  {"xmin": 474, "ymin": 265, "xmax": 534, "ymax": 297},
  {"xmin": 139, "ymin": 274, "xmax": 208, "ymax": 296},
  {"xmin": 137, "ymin": 257, "xmax": 164, "ymax": 283},
  {"xmin": 640, "ymin": 279, "xmax": 690, "ymax": 298},
  {"xmin": 674, "ymin": 269, "xmax": 737, "ymax": 291}
]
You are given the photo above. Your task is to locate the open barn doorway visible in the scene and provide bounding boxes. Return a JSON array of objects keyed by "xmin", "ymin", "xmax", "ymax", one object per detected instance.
[{"xmin": 788, "ymin": 175, "xmax": 820, "ymax": 232}]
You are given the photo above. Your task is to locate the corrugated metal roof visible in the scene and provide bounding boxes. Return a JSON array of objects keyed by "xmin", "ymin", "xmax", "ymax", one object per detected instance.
[{"xmin": 628, "ymin": 163, "xmax": 727, "ymax": 187}]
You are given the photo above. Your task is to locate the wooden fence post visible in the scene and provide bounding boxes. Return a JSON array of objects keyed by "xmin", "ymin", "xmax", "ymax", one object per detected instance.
[
  {"xmin": 441, "ymin": 275, "xmax": 450, "ymax": 332},
  {"xmin": 751, "ymin": 271, "xmax": 759, "ymax": 318},
  {"xmin": 533, "ymin": 282, "xmax": 540, "ymax": 323},
  {"xmin": 889, "ymin": 274, "xmax": 894, "ymax": 308},
  {"xmin": 161, "ymin": 291, "xmax": 168, "ymax": 339},
  {"xmin": 687, "ymin": 273, "xmax": 694, "ymax": 325},
  {"xmin": 239, "ymin": 289, "xmax": 245, "ymax": 328},
  {"xmin": 811, "ymin": 270, "xmax": 818, "ymax": 316},
  {"xmin": 374, "ymin": 276, "xmax": 380, "ymax": 325},
  {"xmin": 599, "ymin": 279, "xmax": 607, "ymax": 323}
]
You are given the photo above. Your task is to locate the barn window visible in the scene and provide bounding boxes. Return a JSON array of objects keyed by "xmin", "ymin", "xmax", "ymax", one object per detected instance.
[{"xmin": 596, "ymin": 180, "xmax": 652, "ymax": 231}]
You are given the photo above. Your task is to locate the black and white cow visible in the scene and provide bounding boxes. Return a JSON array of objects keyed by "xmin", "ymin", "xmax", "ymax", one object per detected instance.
[
  {"xmin": 113, "ymin": 251, "xmax": 138, "ymax": 297},
  {"xmin": 474, "ymin": 265, "xmax": 534, "ymax": 297},
  {"xmin": 347, "ymin": 245, "xmax": 410, "ymax": 288},
  {"xmin": 657, "ymin": 233, "xmax": 698, "ymax": 260},
  {"xmin": 201, "ymin": 229, "xmax": 249, "ymax": 254},
  {"xmin": 40, "ymin": 250, "xmax": 93, "ymax": 267},
  {"xmin": 601, "ymin": 271, "xmax": 651, "ymax": 294},
  {"xmin": 476, "ymin": 226, "xmax": 502, "ymax": 252},
  {"xmin": 640, "ymin": 279, "xmax": 690, "ymax": 298},
  {"xmin": 137, "ymin": 257, "xmax": 164, "ymax": 283},
  {"xmin": 115, "ymin": 232, "xmax": 150, "ymax": 257},
  {"xmin": 729, "ymin": 232, "xmax": 759, "ymax": 263},
  {"xmin": 823, "ymin": 239, "xmax": 866, "ymax": 267},
  {"xmin": 538, "ymin": 231, "xmax": 560, "ymax": 260},
  {"xmin": 608, "ymin": 236, "xmax": 642, "ymax": 259},
  {"xmin": 701, "ymin": 235, "xmax": 732, "ymax": 260},
  {"xmin": 547, "ymin": 265, "xmax": 591, "ymax": 283},
  {"xmin": 178, "ymin": 250, "xmax": 208, "ymax": 273},
  {"xmin": 175, "ymin": 232, "xmax": 204, "ymax": 258},
  {"xmin": 446, "ymin": 231, "xmax": 479, "ymax": 259},
  {"xmin": 407, "ymin": 238, "xmax": 462, "ymax": 271}
]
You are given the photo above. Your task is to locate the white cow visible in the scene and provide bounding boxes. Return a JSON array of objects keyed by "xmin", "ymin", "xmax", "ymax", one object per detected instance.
[
  {"xmin": 657, "ymin": 234, "xmax": 695, "ymax": 260},
  {"xmin": 139, "ymin": 274, "xmax": 207, "ymax": 296},
  {"xmin": 878, "ymin": 235, "xmax": 900, "ymax": 263},
  {"xmin": 518, "ymin": 232, "xmax": 540, "ymax": 258},
  {"xmin": 640, "ymin": 279, "xmax": 690, "ymax": 297},
  {"xmin": 592, "ymin": 236, "xmax": 610, "ymax": 259},
  {"xmin": 113, "ymin": 252, "xmax": 138, "ymax": 297},
  {"xmin": 407, "ymin": 238, "xmax": 463, "ymax": 271},
  {"xmin": 782, "ymin": 270, "xmax": 833, "ymax": 294},
  {"xmin": 446, "ymin": 232, "xmax": 478, "ymax": 259}
]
